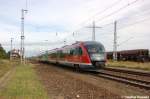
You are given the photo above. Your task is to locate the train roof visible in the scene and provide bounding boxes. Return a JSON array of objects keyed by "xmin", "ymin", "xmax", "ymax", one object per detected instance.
[
  {"xmin": 82, "ymin": 41, "xmax": 103, "ymax": 46},
  {"xmin": 48, "ymin": 41, "xmax": 104, "ymax": 52}
]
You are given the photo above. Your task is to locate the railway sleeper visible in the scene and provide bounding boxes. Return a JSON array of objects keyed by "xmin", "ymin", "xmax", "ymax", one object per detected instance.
[{"xmin": 96, "ymin": 73, "xmax": 150, "ymax": 90}]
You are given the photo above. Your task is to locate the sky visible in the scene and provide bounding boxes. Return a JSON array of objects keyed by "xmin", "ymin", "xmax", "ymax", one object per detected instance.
[{"xmin": 0, "ymin": 0, "xmax": 150, "ymax": 57}]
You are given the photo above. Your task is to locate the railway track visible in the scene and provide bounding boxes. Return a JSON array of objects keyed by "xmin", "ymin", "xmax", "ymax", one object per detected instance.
[
  {"xmin": 36, "ymin": 60, "xmax": 150, "ymax": 90},
  {"xmin": 92, "ymin": 67, "xmax": 150, "ymax": 90}
]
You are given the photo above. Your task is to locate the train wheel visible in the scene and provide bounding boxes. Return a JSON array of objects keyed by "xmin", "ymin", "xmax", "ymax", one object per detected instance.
[
  {"xmin": 74, "ymin": 64, "xmax": 80, "ymax": 72},
  {"xmin": 56, "ymin": 61, "xmax": 59, "ymax": 65}
]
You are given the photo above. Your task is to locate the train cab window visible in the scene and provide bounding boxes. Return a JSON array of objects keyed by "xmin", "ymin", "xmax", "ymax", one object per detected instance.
[{"xmin": 85, "ymin": 44, "xmax": 105, "ymax": 54}]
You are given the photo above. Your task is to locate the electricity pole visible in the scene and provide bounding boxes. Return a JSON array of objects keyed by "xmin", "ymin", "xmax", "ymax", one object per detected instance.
[
  {"xmin": 113, "ymin": 21, "xmax": 117, "ymax": 61},
  {"xmin": 87, "ymin": 21, "xmax": 101, "ymax": 41},
  {"xmin": 20, "ymin": 9, "xmax": 28, "ymax": 64},
  {"xmin": 73, "ymin": 32, "xmax": 76, "ymax": 42},
  {"xmin": 64, "ymin": 39, "xmax": 66, "ymax": 46},
  {"xmin": 10, "ymin": 38, "xmax": 13, "ymax": 60}
]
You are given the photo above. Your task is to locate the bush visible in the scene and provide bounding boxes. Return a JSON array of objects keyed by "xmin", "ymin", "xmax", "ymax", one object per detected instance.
[{"xmin": 0, "ymin": 44, "xmax": 8, "ymax": 59}]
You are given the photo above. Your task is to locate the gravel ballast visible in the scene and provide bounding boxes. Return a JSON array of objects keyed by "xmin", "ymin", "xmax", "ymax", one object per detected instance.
[{"xmin": 34, "ymin": 63, "xmax": 120, "ymax": 99}]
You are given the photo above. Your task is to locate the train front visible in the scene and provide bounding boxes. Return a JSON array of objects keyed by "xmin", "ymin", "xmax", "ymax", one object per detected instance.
[{"xmin": 84, "ymin": 41, "xmax": 106, "ymax": 68}]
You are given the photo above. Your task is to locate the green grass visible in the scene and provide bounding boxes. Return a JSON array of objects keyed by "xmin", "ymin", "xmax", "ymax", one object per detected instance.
[
  {"xmin": 0, "ymin": 64, "xmax": 48, "ymax": 99},
  {"xmin": 0, "ymin": 60, "xmax": 14, "ymax": 78},
  {"xmin": 107, "ymin": 60, "xmax": 150, "ymax": 71}
]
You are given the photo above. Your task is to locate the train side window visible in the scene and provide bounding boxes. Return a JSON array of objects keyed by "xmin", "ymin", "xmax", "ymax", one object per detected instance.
[
  {"xmin": 74, "ymin": 47, "xmax": 82, "ymax": 55},
  {"xmin": 73, "ymin": 48, "xmax": 76, "ymax": 55},
  {"xmin": 74, "ymin": 48, "xmax": 78, "ymax": 55},
  {"xmin": 79, "ymin": 47, "xmax": 82, "ymax": 55},
  {"xmin": 70, "ymin": 47, "xmax": 82, "ymax": 56},
  {"xmin": 58, "ymin": 50, "xmax": 64, "ymax": 58},
  {"xmin": 70, "ymin": 49, "xmax": 74, "ymax": 55}
]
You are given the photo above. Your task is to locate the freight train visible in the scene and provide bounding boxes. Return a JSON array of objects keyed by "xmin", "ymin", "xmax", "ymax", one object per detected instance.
[
  {"xmin": 38, "ymin": 41, "xmax": 106, "ymax": 70},
  {"xmin": 107, "ymin": 49, "xmax": 150, "ymax": 62}
]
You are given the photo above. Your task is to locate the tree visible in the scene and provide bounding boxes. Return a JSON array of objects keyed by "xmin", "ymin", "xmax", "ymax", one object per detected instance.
[{"xmin": 0, "ymin": 44, "xmax": 8, "ymax": 59}]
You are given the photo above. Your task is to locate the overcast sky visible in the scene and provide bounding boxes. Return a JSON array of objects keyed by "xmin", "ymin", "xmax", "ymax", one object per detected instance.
[{"xmin": 0, "ymin": 0, "xmax": 150, "ymax": 56}]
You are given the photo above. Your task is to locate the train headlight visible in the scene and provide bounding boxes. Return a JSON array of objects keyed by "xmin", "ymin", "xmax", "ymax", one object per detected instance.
[{"xmin": 90, "ymin": 54, "xmax": 105, "ymax": 60}]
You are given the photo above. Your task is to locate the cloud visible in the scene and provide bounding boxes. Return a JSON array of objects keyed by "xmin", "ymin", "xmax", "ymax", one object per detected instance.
[{"xmin": 0, "ymin": 0, "xmax": 150, "ymax": 56}]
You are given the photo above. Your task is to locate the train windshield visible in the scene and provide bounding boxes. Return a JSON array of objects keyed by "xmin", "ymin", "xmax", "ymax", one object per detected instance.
[{"xmin": 85, "ymin": 44, "xmax": 105, "ymax": 54}]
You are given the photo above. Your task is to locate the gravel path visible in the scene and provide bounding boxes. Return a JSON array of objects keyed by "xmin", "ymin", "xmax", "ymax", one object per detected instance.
[{"xmin": 34, "ymin": 63, "xmax": 120, "ymax": 99}]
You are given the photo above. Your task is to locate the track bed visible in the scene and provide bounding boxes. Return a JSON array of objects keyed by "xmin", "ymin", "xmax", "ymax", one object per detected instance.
[
  {"xmin": 88, "ymin": 67, "xmax": 150, "ymax": 89},
  {"xmin": 33, "ymin": 62, "xmax": 150, "ymax": 99}
]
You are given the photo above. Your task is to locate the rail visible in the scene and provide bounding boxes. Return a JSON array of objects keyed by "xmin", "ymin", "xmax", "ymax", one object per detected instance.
[{"xmin": 93, "ymin": 68, "xmax": 150, "ymax": 90}]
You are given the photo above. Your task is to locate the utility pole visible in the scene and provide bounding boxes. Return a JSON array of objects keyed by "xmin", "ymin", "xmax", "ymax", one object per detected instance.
[
  {"xmin": 10, "ymin": 38, "xmax": 13, "ymax": 60},
  {"xmin": 64, "ymin": 39, "xmax": 66, "ymax": 46},
  {"xmin": 113, "ymin": 21, "xmax": 117, "ymax": 61},
  {"xmin": 87, "ymin": 21, "xmax": 101, "ymax": 41},
  {"xmin": 73, "ymin": 32, "xmax": 76, "ymax": 42},
  {"xmin": 20, "ymin": 9, "xmax": 28, "ymax": 64}
]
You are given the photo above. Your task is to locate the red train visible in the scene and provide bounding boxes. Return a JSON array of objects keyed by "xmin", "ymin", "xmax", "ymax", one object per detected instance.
[{"xmin": 39, "ymin": 41, "xmax": 106, "ymax": 70}]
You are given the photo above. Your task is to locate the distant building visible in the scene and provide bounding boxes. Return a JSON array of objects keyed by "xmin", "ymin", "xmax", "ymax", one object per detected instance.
[{"xmin": 11, "ymin": 49, "xmax": 20, "ymax": 59}]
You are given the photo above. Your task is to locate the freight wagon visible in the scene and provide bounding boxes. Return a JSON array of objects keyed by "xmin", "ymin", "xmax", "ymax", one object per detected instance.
[{"xmin": 107, "ymin": 49, "xmax": 150, "ymax": 62}]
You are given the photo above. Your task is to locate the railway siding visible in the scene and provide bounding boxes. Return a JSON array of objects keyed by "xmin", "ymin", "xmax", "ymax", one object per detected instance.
[
  {"xmin": 94, "ymin": 67, "xmax": 150, "ymax": 89},
  {"xmin": 104, "ymin": 67, "xmax": 150, "ymax": 76},
  {"xmin": 107, "ymin": 61, "xmax": 150, "ymax": 71}
]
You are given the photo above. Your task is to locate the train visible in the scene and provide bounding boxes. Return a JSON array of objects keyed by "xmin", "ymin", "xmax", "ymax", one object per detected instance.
[
  {"xmin": 107, "ymin": 49, "xmax": 150, "ymax": 62},
  {"xmin": 38, "ymin": 41, "xmax": 107, "ymax": 70}
]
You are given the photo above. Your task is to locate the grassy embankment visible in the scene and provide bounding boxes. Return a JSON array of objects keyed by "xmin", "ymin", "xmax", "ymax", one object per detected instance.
[
  {"xmin": 0, "ymin": 61, "xmax": 48, "ymax": 99},
  {"xmin": 0, "ymin": 60, "xmax": 14, "ymax": 78},
  {"xmin": 107, "ymin": 60, "xmax": 150, "ymax": 71}
]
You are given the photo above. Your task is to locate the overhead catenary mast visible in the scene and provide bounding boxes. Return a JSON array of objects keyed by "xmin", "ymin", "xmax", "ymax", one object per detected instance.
[
  {"xmin": 20, "ymin": 9, "xmax": 28, "ymax": 64},
  {"xmin": 10, "ymin": 38, "xmax": 13, "ymax": 60},
  {"xmin": 87, "ymin": 21, "xmax": 101, "ymax": 41},
  {"xmin": 113, "ymin": 21, "xmax": 117, "ymax": 61}
]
